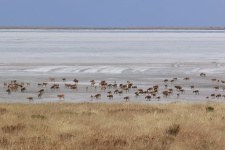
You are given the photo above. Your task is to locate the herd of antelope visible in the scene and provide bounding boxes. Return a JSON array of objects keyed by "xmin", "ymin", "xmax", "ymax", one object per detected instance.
[{"xmin": 2, "ymin": 72, "xmax": 225, "ymax": 102}]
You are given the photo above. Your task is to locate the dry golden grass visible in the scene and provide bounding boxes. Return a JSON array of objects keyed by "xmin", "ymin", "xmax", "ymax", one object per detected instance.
[{"xmin": 0, "ymin": 102, "xmax": 225, "ymax": 150}]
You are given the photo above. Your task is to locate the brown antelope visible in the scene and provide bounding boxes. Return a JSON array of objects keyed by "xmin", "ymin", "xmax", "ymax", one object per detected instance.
[
  {"xmin": 62, "ymin": 78, "xmax": 66, "ymax": 82},
  {"xmin": 124, "ymin": 96, "xmax": 130, "ymax": 102},
  {"xmin": 43, "ymin": 83, "xmax": 48, "ymax": 87},
  {"xmin": 222, "ymin": 95, "xmax": 225, "ymax": 99},
  {"xmin": 37, "ymin": 83, "xmax": 43, "ymax": 87},
  {"xmin": 21, "ymin": 87, "xmax": 26, "ymax": 93},
  {"xmin": 57, "ymin": 94, "xmax": 65, "ymax": 100},
  {"xmin": 118, "ymin": 91, "xmax": 123, "ymax": 95},
  {"xmin": 164, "ymin": 79, "xmax": 168, "ymax": 83},
  {"xmin": 206, "ymin": 96, "xmax": 209, "ymax": 100},
  {"xmin": 107, "ymin": 95, "xmax": 113, "ymax": 100},
  {"xmin": 211, "ymin": 79, "xmax": 217, "ymax": 82},
  {"xmin": 145, "ymin": 95, "xmax": 151, "ymax": 101},
  {"xmin": 216, "ymin": 94, "xmax": 221, "ymax": 99},
  {"xmin": 26, "ymin": 83, "xmax": 30, "ymax": 86},
  {"xmin": 132, "ymin": 86, "xmax": 137, "ymax": 89},
  {"xmin": 50, "ymin": 78, "xmax": 56, "ymax": 82},
  {"xmin": 73, "ymin": 79, "xmax": 79, "ymax": 84},
  {"xmin": 123, "ymin": 88, "xmax": 129, "ymax": 92},
  {"xmin": 6, "ymin": 89, "xmax": 11, "ymax": 95},
  {"xmin": 193, "ymin": 90, "xmax": 199, "ymax": 95},
  {"xmin": 114, "ymin": 89, "xmax": 119, "ymax": 94},
  {"xmin": 179, "ymin": 89, "xmax": 185, "ymax": 94},
  {"xmin": 221, "ymin": 81, "xmax": 225, "ymax": 84},
  {"xmin": 94, "ymin": 94, "xmax": 101, "ymax": 99},
  {"xmin": 135, "ymin": 92, "xmax": 140, "ymax": 98},
  {"xmin": 211, "ymin": 94, "xmax": 215, "ymax": 99},
  {"xmin": 127, "ymin": 81, "xmax": 131, "ymax": 84},
  {"xmin": 222, "ymin": 87, "xmax": 225, "ymax": 91},
  {"xmin": 4, "ymin": 82, "xmax": 7, "ymax": 87},
  {"xmin": 177, "ymin": 94, "xmax": 180, "ymax": 98},
  {"xmin": 39, "ymin": 89, "xmax": 44, "ymax": 93},
  {"xmin": 213, "ymin": 86, "xmax": 219, "ymax": 91},
  {"xmin": 162, "ymin": 91, "xmax": 169, "ymax": 98},
  {"xmin": 101, "ymin": 87, "xmax": 106, "ymax": 91},
  {"xmin": 173, "ymin": 78, "xmax": 178, "ymax": 81},
  {"xmin": 27, "ymin": 97, "xmax": 33, "ymax": 101},
  {"xmin": 190, "ymin": 85, "xmax": 195, "ymax": 90},
  {"xmin": 107, "ymin": 91, "xmax": 112, "ymax": 94},
  {"xmin": 183, "ymin": 77, "xmax": 190, "ymax": 81},
  {"xmin": 175, "ymin": 86, "xmax": 182, "ymax": 91},
  {"xmin": 112, "ymin": 84, "xmax": 117, "ymax": 88},
  {"xmin": 10, "ymin": 86, "xmax": 18, "ymax": 92},
  {"xmin": 11, "ymin": 80, "xmax": 17, "ymax": 84},
  {"xmin": 156, "ymin": 96, "xmax": 161, "ymax": 101}
]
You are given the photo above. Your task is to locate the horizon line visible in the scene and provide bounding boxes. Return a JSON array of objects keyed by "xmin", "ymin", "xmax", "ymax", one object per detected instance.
[{"xmin": 0, "ymin": 26, "xmax": 225, "ymax": 30}]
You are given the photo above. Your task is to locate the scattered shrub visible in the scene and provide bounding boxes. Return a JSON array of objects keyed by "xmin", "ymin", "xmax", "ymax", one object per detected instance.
[
  {"xmin": 166, "ymin": 124, "xmax": 180, "ymax": 136},
  {"xmin": 0, "ymin": 108, "xmax": 7, "ymax": 115},
  {"xmin": 31, "ymin": 114, "xmax": 46, "ymax": 119},
  {"xmin": 206, "ymin": 106, "xmax": 214, "ymax": 112},
  {"xmin": 2, "ymin": 123, "xmax": 26, "ymax": 133}
]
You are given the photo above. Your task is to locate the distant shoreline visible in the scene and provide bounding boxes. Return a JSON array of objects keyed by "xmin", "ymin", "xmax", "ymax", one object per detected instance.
[{"xmin": 0, "ymin": 26, "xmax": 225, "ymax": 30}]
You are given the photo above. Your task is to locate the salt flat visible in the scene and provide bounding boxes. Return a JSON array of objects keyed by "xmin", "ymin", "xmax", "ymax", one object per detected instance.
[{"xmin": 0, "ymin": 30, "xmax": 225, "ymax": 103}]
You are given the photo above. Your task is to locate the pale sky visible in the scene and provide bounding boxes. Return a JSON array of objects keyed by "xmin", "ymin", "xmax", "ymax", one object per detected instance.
[{"xmin": 1, "ymin": 0, "xmax": 225, "ymax": 27}]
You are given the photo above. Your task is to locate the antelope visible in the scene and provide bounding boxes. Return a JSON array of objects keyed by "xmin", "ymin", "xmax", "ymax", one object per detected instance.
[
  {"xmin": 183, "ymin": 77, "xmax": 190, "ymax": 81},
  {"xmin": 124, "ymin": 96, "xmax": 130, "ymax": 102},
  {"xmin": 118, "ymin": 91, "xmax": 123, "ymax": 95},
  {"xmin": 211, "ymin": 94, "xmax": 215, "ymax": 99},
  {"xmin": 222, "ymin": 87, "xmax": 225, "ymax": 91},
  {"xmin": 21, "ymin": 87, "xmax": 26, "ymax": 93},
  {"xmin": 73, "ymin": 79, "xmax": 79, "ymax": 84},
  {"xmin": 162, "ymin": 91, "xmax": 169, "ymax": 98},
  {"xmin": 112, "ymin": 84, "xmax": 117, "ymax": 88},
  {"xmin": 50, "ymin": 78, "xmax": 56, "ymax": 82},
  {"xmin": 94, "ymin": 94, "xmax": 101, "ymax": 99},
  {"xmin": 26, "ymin": 83, "xmax": 30, "ymax": 86},
  {"xmin": 4, "ymin": 82, "xmax": 7, "ymax": 87},
  {"xmin": 193, "ymin": 90, "xmax": 199, "ymax": 95},
  {"xmin": 132, "ymin": 86, "xmax": 137, "ymax": 89},
  {"xmin": 145, "ymin": 95, "xmax": 151, "ymax": 101},
  {"xmin": 206, "ymin": 96, "xmax": 209, "ymax": 100},
  {"xmin": 221, "ymin": 81, "xmax": 225, "ymax": 84},
  {"xmin": 177, "ymin": 94, "xmax": 180, "ymax": 98},
  {"xmin": 42, "ymin": 83, "xmax": 48, "ymax": 87},
  {"xmin": 216, "ymin": 94, "xmax": 221, "ymax": 99},
  {"xmin": 114, "ymin": 89, "xmax": 119, "ymax": 94},
  {"xmin": 211, "ymin": 79, "xmax": 217, "ymax": 82},
  {"xmin": 179, "ymin": 89, "xmax": 185, "ymax": 94},
  {"xmin": 101, "ymin": 87, "xmax": 106, "ymax": 91},
  {"xmin": 6, "ymin": 89, "xmax": 11, "ymax": 95},
  {"xmin": 164, "ymin": 79, "xmax": 168, "ymax": 83},
  {"xmin": 190, "ymin": 85, "xmax": 195, "ymax": 90},
  {"xmin": 107, "ymin": 91, "xmax": 112, "ymax": 94},
  {"xmin": 57, "ymin": 94, "xmax": 65, "ymax": 100},
  {"xmin": 135, "ymin": 92, "xmax": 140, "ymax": 98},
  {"xmin": 107, "ymin": 95, "xmax": 113, "ymax": 100},
  {"xmin": 62, "ymin": 78, "xmax": 66, "ymax": 82},
  {"xmin": 156, "ymin": 96, "xmax": 161, "ymax": 101},
  {"xmin": 222, "ymin": 95, "xmax": 225, "ymax": 99},
  {"xmin": 38, "ymin": 93, "xmax": 42, "ymax": 98},
  {"xmin": 200, "ymin": 73, "xmax": 206, "ymax": 77},
  {"xmin": 213, "ymin": 86, "xmax": 219, "ymax": 91},
  {"xmin": 173, "ymin": 78, "xmax": 178, "ymax": 81},
  {"xmin": 37, "ymin": 83, "xmax": 43, "ymax": 87},
  {"xmin": 27, "ymin": 97, "xmax": 33, "ymax": 101}
]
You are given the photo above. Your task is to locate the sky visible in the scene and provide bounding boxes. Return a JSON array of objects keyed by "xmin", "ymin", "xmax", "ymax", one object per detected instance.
[{"xmin": 1, "ymin": 0, "xmax": 225, "ymax": 27}]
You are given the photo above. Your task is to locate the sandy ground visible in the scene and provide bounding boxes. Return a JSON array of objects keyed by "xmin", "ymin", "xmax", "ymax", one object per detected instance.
[{"xmin": 0, "ymin": 62, "xmax": 225, "ymax": 104}]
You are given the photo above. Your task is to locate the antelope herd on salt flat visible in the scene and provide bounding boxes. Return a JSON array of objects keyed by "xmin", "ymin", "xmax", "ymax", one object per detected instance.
[{"xmin": 2, "ymin": 72, "xmax": 225, "ymax": 102}]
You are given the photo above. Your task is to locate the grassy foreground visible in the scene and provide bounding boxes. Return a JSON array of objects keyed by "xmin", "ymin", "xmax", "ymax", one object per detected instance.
[{"xmin": 0, "ymin": 102, "xmax": 225, "ymax": 150}]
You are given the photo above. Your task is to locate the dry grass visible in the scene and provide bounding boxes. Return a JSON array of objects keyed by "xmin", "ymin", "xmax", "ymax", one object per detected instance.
[{"xmin": 0, "ymin": 102, "xmax": 225, "ymax": 150}]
